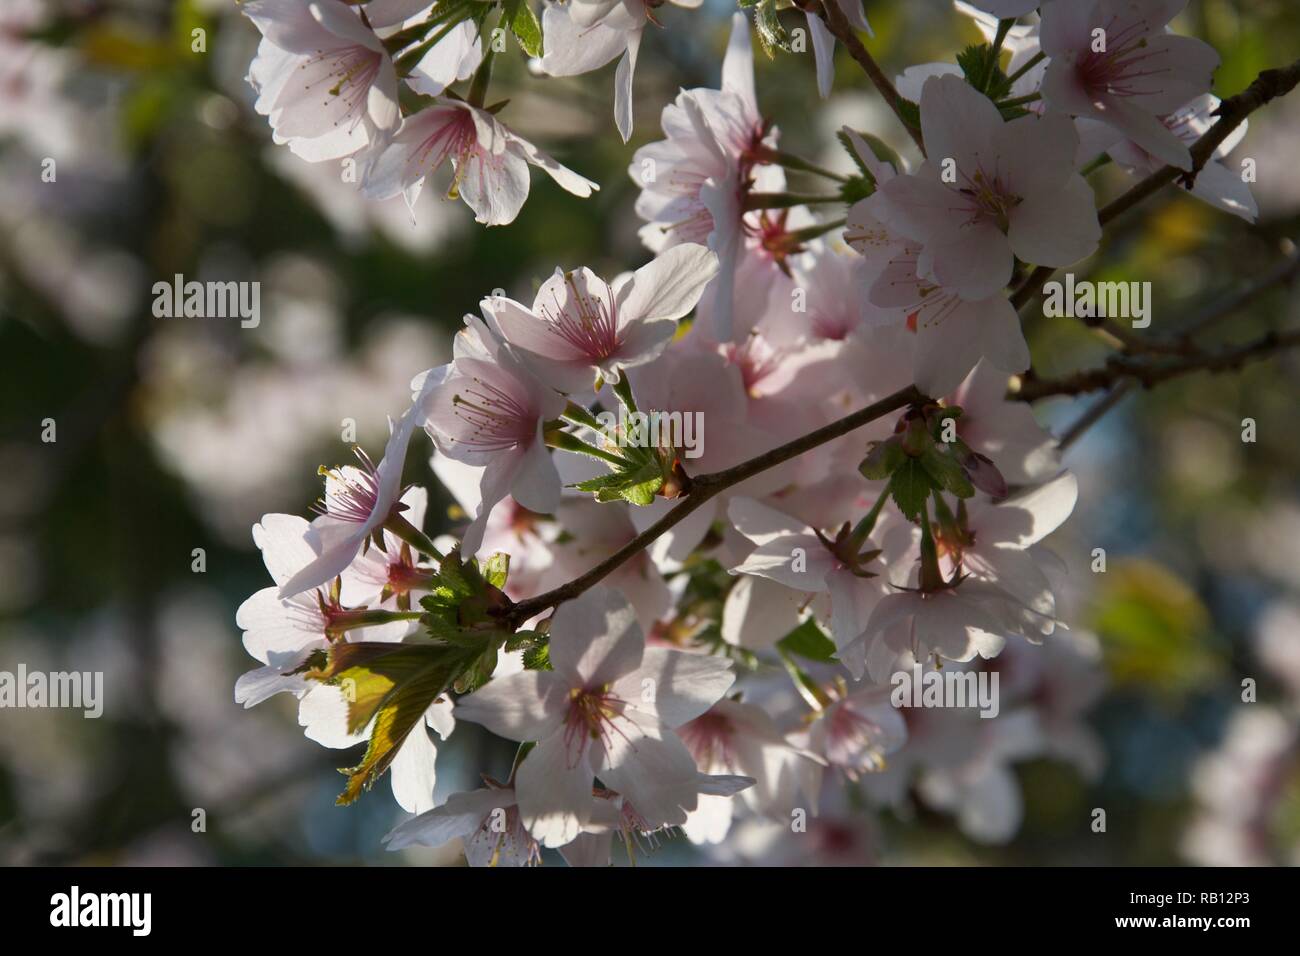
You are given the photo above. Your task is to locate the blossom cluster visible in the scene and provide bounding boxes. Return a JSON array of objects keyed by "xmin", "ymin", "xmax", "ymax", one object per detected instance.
[{"xmin": 232, "ymin": 0, "xmax": 1249, "ymax": 864}]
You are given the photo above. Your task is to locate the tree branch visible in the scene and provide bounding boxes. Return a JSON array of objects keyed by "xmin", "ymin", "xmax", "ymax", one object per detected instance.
[
  {"xmin": 1016, "ymin": 328, "xmax": 1300, "ymax": 402},
  {"xmin": 1045, "ymin": 245, "xmax": 1300, "ymax": 445},
  {"xmin": 809, "ymin": 0, "xmax": 926, "ymax": 154},
  {"xmin": 500, "ymin": 385, "xmax": 924, "ymax": 625}
]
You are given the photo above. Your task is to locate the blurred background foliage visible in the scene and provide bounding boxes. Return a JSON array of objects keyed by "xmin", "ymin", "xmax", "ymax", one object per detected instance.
[{"xmin": 1, "ymin": 0, "xmax": 1298, "ymax": 865}]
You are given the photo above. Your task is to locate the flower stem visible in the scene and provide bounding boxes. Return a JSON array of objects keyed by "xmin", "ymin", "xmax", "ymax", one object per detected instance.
[
  {"xmin": 545, "ymin": 428, "xmax": 631, "ymax": 467},
  {"xmin": 1005, "ymin": 51, "xmax": 1045, "ymax": 85},
  {"xmin": 754, "ymin": 145, "xmax": 850, "ymax": 183},
  {"xmin": 991, "ymin": 19, "xmax": 1014, "ymax": 60},
  {"xmin": 999, "ymin": 91, "xmax": 1041, "ymax": 109},
  {"xmin": 744, "ymin": 192, "xmax": 843, "ymax": 211},
  {"xmin": 384, "ymin": 513, "xmax": 443, "ymax": 560},
  {"xmin": 778, "ymin": 647, "xmax": 831, "ymax": 711},
  {"xmin": 849, "ymin": 482, "xmax": 891, "ymax": 549},
  {"xmin": 561, "ymin": 401, "xmax": 605, "ymax": 431},
  {"xmin": 612, "ymin": 375, "xmax": 638, "ymax": 414}
]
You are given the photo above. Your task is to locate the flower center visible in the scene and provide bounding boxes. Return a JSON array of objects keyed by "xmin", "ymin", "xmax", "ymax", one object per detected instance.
[
  {"xmin": 562, "ymin": 686, "xmax": 630, "ymax": 768},
  {"xmin": 303, "ymin": 45, "xmax": 381, "ymax": 127},
  {"xmin": 678, "ymin": 711, "xmax": 737, "ymax": 770},
  {"xmin": 315, "ymin": 447, "xmax": 383, "ymax": 524},
  {"xmin": 956, "ymin": 167, "xmax": 1021, "ymax": 233},
  {"xmin": 1076, "ymin": 18, "xmax": 1168, "ymax": 100},
  {"xmin": 538, "ymin": 273, "xmax": 621, "ymax": 361},
  {"xmin": 449, "ymin": 377, "xmax": 536, "ymax": 453}
]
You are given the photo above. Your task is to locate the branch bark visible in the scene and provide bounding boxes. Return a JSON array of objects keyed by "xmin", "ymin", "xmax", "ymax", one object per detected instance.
[
  {"xmin": 500, "ymin": 385, "xmax": 924, "ymax": 625},
  {"xmin": 1016, "ymin": 328, "xmax": 1300, "ymax": 401},
  {"xmin": 810, "ymin": 0, "xmax": 926, "ymax": 154}
]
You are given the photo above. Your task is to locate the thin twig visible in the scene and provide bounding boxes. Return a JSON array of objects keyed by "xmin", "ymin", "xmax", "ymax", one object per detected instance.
[
  {"xmin": 1048, "ymin": 246, "xmax": 1300, "ymax": 444},
  {"xmin": 810, "ymin": 0, "xmax": 926, "ymax": 154},
  {"xmin": 1017, "ymin": 328, "xmax": 1300, "ymax": 402},
  {"xmin": 500, "ymin": 385, "xmax": 924, "ymax": 625}
]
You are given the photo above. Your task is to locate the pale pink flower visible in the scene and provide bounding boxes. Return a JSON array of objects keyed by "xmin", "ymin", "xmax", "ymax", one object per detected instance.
[
  {"xmin": 486, "ymin": 244, "xmax": 718, "ymax": 393},
  {"xmin": 540, "ymin": 0, "xmax": 703, "ymax": 142},
  {"xmin": 551, "ymin": 499, "xmax": 673, "ymax": 633},
  {"xmin": 234, "ymin": 513, "xmax": 410, "ymax": 709},
  {"xmin": 860, "ymin": 235, "xmax": 1030, "ymax": 397},
  {"xmin": 1103, "ymin": 94, "xmax": 1256, "ymax": 221},
  {"xmin": 453, "ymin": 587, "xmax": 735, "ymax": 847},
  {"xmin": 728, "ymin": 497, "xmax": 914, "ymax": 679},
  {"xmin": 677, "ymin": 699, "xmax": 819, "ymax": 844},
  {"xmin": 939, "ymin": 472, "xmax": 1079, "ymax": 636},
  {"xmin": 961, "ymin": 0, "xmax": 1041, "ymax": 17},
  {"xmin": 423, "ymin": 320, "xmax": 566, "ymax": 555},
  {"xmin": 802, "ymin": 683, "xmax": 907, "ymax": 780},
  {"xmin": 804, "ymin": 1, "xmax": 873, "ymax": 99},
  {"xmin": 1039, "ymin": 0, "xmax": 1220, "ymax": 170},
  {"xmin": 243, "ymin": 0, "xmax": 400, "ymax": 163},
  {"xmin": 277, "ymin": 371, "xmax": 441, "ymax": 599},
  {"xmin": 384, "ymin": 781, "xmax": 542, "ymax": 866},
  {"xmin": 867, "ymin": 74, "xmax": 1101, "ymax": 303},
  {"xmin": 630, "ymin": 13, "xmax": 781, "ymax": 340},
  {"xmin": 362, "ymin": 98, "xmax": 597, "ymax": 225}
]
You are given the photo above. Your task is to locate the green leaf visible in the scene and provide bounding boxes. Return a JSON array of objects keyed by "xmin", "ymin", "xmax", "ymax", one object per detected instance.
[
  {"xmin": 309, "ymin": 641, "xmax": 472, "ymax": 805},
  {"xmin": 482, "ymin": 552, "xmax": 510, "ymax": 590},
  {"xmin": 753, "ymin": 0, "xmax": 792, "ymax": 58},
  {"xmin": 957, "ymin": 43, "xmax": 1013, "ymax": 100},
  {"xmin": 920, "ymin": 446, "xmax": 976, "ymax": 499},
  {"xmin": 522, "ymin": 642, "xmax": 551, "ymax": 671},
  {"xmin": 503, "ymin": 0, "xmax": 542, "ymax": 58},
  {"xmin": 454, "ymin": 642, "xmax": 502, "ymax": 694},
  {"xmin": 859, "ymin": 437, "xmax": 907, "ymax": 481},
  {"xmin": 896, "ymin": 97, "xmax": 922, "ymax": 133},
  {"xmin": 777, "ymin": 619, "xmax": 838, "ymax": 663},
  {"xmin": 504, "ymin": 629, "xmax": 542, "ymax": 652},
  {"xmin": 890, "ymin": 458, "xmax": 936, "ymax": 521},
  {"xmin": 573, "ymin": 457, "xmax": 664, "ymax": 506}
]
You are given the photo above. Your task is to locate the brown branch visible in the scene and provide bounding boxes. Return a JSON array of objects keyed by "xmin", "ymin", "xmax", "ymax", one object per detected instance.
[
  {"xmin": 1016, "ymin": 328, "xmax": 1300, "ymax": 402},
  {"xmin": 808, "ymin": 0, "xmax": 926, "ymax": 154},
  {"xmin": 500, "ymin": 385, "xmax": 924, "ymax": 625},
  {"xmin": 1040, "ymin": 244, "xmax": 1300, "ymax": 446}
]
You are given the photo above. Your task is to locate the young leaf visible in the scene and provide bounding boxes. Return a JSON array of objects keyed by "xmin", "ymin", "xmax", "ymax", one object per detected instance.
[
  {"xmin": 890, "ymin": 457, "xmax": 936, "ymax": 521},
  {"xmin": 777, "ymin": 619, "xmax": 839, "ymax": 663},
  {"xmin": 920, "ymin": 446, "xmax": 976, "ymax": 499},
  {"xmin": 309, "ymin": 641, "xmax": 473, "ymax": 804},
  {"xmin": 503, "ymin": 0, "xmax": 542, "ymax": 58}
]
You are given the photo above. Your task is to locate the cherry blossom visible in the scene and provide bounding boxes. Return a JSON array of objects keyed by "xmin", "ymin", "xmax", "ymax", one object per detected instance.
[
  {"xmin": 540, "ymin": 0, "xmax": 703, "ymax": 142},
  {"xmin": 362, "ymin": 98, "xmax": 598, "ymax": 225},
  {"xmin": 422, "ymin": 318, "xmax": 567, "ymax": 556},
  {"xmin": 452, "ymin": 587, "xmax": 735, "ymax": 847},
  {"xmin": 1038, "ymin": 0, "xmax": 1220, "ymax": 170},
  {"xmin": 867, "ymin": 74, "xmax": 1101, "ymax": 302},
  {"xmin": 277, "ymin": 371, "xmax": 441, "ymax": 599},
  {"xmin": 629, "ymin": 12, "xmax": 780, "ymax": 340},
  {"xmin": 486, "ymin": 244, "xmax": 718, "ymax": 392},
  {"xmin": 244, "ymin": 0, "xmax": 401, "ymax": 163},
  {"xmin": 1103, "ymin": 94, "xmax": 1257, "ymax": 221}
]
